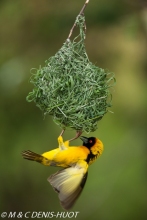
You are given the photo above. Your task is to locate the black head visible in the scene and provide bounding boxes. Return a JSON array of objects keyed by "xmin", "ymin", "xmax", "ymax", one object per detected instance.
[{"xmin": 80, "ymin": 136, "xmax": 96, "ymax": 149}]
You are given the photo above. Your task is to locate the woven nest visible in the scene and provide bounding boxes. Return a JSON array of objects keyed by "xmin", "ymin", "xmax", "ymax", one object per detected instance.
[{"xmin": 26, "ymin": 15, "xmax": 115, "ymax": 133}]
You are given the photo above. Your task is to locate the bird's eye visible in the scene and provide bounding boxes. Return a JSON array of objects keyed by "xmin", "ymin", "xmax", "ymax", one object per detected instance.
[{"xmin": 89, "ymin": 140, "xmax": 93, "ymax": 143}]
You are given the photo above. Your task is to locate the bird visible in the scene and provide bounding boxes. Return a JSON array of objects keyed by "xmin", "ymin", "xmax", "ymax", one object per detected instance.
[{"xmin": 21, "ymin": 135, "xmax": 103, "ymax": 210}]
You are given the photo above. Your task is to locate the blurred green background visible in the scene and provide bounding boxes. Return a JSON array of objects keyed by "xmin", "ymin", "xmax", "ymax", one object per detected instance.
[{"xmin": 0, "ymin": 0, "xmax": 147, "ymax": 219}]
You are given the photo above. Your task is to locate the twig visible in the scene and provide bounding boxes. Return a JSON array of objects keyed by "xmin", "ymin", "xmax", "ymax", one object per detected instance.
[{"xmin": 67, "ymin": 0, "xmax": 90, "ymax": 40}]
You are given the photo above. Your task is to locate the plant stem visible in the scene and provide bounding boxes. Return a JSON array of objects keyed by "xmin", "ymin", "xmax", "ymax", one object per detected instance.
[{"xmin": 67, "ymin": 0, "xmax": 90, "ymax": 40}]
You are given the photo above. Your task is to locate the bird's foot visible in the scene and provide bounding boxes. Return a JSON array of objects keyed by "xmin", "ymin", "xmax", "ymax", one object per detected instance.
[{"xmin": 69, "ymin": 130, "xmax": 83, "ymax": 142}]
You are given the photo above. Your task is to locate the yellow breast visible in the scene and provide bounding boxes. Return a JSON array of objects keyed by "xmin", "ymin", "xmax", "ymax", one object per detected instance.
[{"xmin": 42, "ymin": 146, "xmax": 90, "ymax": 168}]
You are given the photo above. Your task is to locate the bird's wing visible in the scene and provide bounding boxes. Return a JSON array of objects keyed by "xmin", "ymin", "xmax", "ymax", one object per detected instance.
[{"xmin": 48, "ymin": 162, "xmax": 88, "ymax": 210}]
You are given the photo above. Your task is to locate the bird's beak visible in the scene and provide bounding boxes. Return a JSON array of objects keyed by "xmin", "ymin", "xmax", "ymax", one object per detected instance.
[{"xmin": 80, "ymin": 136, "xmax": 89, "ymax": 144}]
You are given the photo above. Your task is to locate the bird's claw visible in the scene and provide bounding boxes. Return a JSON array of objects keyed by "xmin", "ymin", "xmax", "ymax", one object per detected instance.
[
  {"xmin": 59, "ymin": 129, "xmax": 82, "ymax": 143},
  {"xmin": 60, "ymin": 129, "xmax": 65, "ymax": 136},
  {"xmin": 69, "ymin": 130, "xmax": 83, "ymax": 142}
]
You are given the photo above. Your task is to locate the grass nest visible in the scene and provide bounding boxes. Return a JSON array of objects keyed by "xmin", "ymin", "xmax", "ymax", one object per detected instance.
[{"xmin": 26, "ymin": 15, "xmax": 115, "ymax": 133}]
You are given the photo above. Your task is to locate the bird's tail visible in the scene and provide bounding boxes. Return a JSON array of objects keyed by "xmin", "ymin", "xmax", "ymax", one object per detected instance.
[{"xmin": 22, "ymin": 150, "xmax": 50, "ymax": 165}]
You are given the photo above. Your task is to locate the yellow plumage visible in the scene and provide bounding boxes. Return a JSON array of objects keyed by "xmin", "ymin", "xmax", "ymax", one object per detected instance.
[{"xmin": 22, "ymin": 135, "xmax": 103, "ymax": 210}]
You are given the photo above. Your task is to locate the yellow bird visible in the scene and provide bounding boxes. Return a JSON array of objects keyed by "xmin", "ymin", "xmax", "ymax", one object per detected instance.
[{"xmin": 22, "ymin": 136, "xmax": 103, "ymax": 210}]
